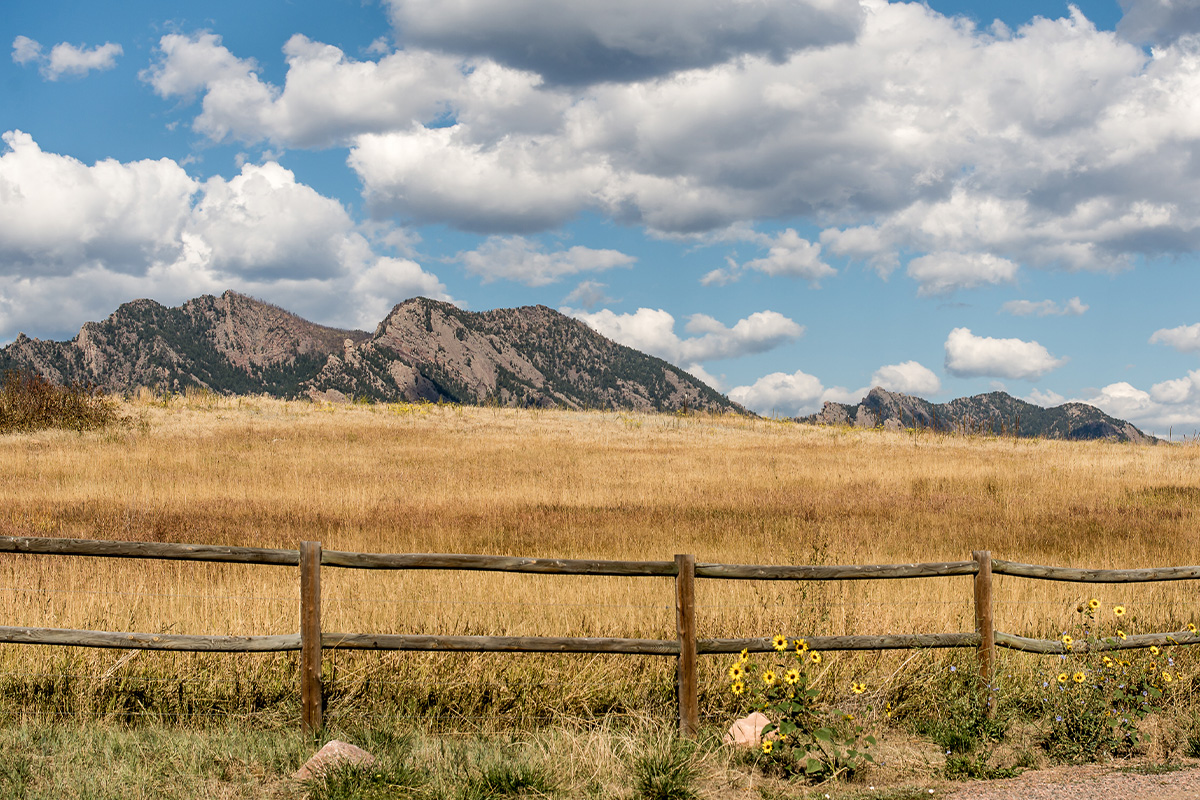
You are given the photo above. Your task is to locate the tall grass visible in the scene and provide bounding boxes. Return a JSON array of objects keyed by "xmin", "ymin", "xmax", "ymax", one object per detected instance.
[{"xmin": 1, "ymin": 395, "xmax": 1199, "ymax": 737}]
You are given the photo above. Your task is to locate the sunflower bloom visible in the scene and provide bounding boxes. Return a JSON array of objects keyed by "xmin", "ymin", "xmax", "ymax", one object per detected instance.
[
  {"xmin": 794, "ymin": 638, "xmax": 808, "ymax": 653},
  {"xmin": 852, "ymin": 681, "xmax": 867, "ymax": 694},
  {"xmin": 731, "ymin": 681, "xmax": 745, "ymax": 696},
  {"xmin": 809, "ymin": 651, "xmax": 822, "ymax": 665},
  {"xmin": 739, "ymin": 648, "xmax": 750, "ymax": 663},
  {"xmin": 1164, "ymin": 672, "xmax": 1174, "ymax": 683},
  {"xmin": 784, "ymin": 669, "xmax": 800, "ymax": 685},
  {"xmin": 1073, "ymin": 671, "xmax": 1085, "ymax": 684},
  {"xmin": 762, "ymin": 740, "xmax": 773, "ymax": 754},
  {"xmin": 1150, "ymin": 646, "xmax": 1161, "ymax": 656},
  {"xmin": 1117, "ymin": 630, "xmax": 1127, "ymax": 640},
  {"xmin": 1061, "ymin": 634, "xmax": 1073, "ymax": 648},
  {"xmin": 772, "ymin": 634, "xmax": 788, "ymax": 652},
  {"xmin": 1057, "ymin": 673, "xmax": 1068, "ymax": 684},
  {"xmin": 1113, "ymin": 605, "xmax": 1126, "ymax": 617},
  {"xmin": 1189, "ymin": 623, "xmax": 1197, "ymax": 634},
  {"xmin": 728, "ymin": 663, "xmax": 744, "ymax": 680},
  {"xmin": 762, "ymin": 670, "xmax": 777, "ymax": 686},
  {"xmin": 1088, "ymin": 598, "xmax": 1100, "ymax": 611}
]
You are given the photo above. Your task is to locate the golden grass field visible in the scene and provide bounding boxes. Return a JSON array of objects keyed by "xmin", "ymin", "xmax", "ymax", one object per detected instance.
[{"xmin": 1, "ymin": 394, "xmax": 1199, "ymax": 731}]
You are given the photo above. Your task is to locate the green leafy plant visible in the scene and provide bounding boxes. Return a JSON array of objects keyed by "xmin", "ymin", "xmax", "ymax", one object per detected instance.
[
  {"xmin": 1037, "ymin": 600, "xmax": 1179, "ymax": 762},
  {"xmin": 729, "ymin": 636, "xmax": 876, "ymax": 782}
]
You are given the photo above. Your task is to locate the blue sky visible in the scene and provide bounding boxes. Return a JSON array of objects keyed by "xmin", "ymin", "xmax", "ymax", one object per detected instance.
[{"xmin": 4, "ymin": 0, "xmax": 1200, "ymax": 434}]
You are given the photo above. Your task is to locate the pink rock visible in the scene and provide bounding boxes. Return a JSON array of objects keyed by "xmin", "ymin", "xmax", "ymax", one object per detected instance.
[
  {"xmin": 724, "ymin": 711, "xmax": 772, "ymax": 747},
  {"xmin": 294, "ymin": 740, "xmax": 377, "ymax": 781}
]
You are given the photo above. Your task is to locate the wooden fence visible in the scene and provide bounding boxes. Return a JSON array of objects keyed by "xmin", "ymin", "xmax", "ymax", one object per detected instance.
[{"xmin": 2, "ymin": 536, "xmax": 1200, "ymax": 734}]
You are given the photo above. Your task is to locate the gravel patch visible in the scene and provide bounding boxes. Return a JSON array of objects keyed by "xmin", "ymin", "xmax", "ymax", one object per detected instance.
[{"xmin": 941, "ymin": 761, "xmax": 1200, "ymax": 800}]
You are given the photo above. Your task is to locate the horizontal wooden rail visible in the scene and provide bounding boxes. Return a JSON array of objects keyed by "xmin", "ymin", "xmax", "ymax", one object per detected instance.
[
  {"xmin": 0, "ymin": 536, "xmax": 299, "ymax": 566},
  {"xmin": 0, "ymin": 625, "xmax": 300, "ymax": 651},
  {"xmin": 321, "ymin": 550, "xmax": 677, "ymax": 576},
  {"xmin": 995, "ymin": 630, "xmax": 1200, "ymax": 654},
  {"xmin": 700, "ymin": 633, "xmax": 981, "ymax": 653},
  {"xmin": 8, "ymin": 625, "xmax": 1199, "ymax": 658},
  {"xmin": 696, "ymin": 561, "xmax": 978, "ymax": 580},
  {"xmin": 992, "ymin": 559, "xmax": 1200, "ymax": 583},
  {"xmin": 322, "ymin": 633, "xmax": 680, "ymax": 654}
]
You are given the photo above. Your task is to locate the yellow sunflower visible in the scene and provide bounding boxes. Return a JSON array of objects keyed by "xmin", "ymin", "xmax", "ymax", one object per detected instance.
[
  {"xmin": 794, "ymin": 638, "xmax": 808, "ymax": 653},
  {"xmin": 740, "ymin": 648, "xmax": 750, "ymax": 663},
  {"xmin": 851, "ymin": 681, "xmax": 867, "ymax": 694},
  {"xmin": 762, "ymin": 740, "xmax": 773, "ymax": 754},
  {"xmin": 1117, "ymin": 630, "xmax": 1127, "ymax": 640},
  {"xmin": 1188, "ymin": 623, "xmax": 1197, "ymax": 634},
  {"xmin": 809, "ymin": 651, "xmax": 822, "ymax": 665},
  {"xmin": 784, "ymin": 668, "xmax": 800, "ymax": 685},
  {"xmin": 731, "ymin": 681, "xmax": 745, "ymax": 696},
  {"xmin": 1113, "ymin": 605, "xmax": 1126, "ymax": 618},
  {"xmin": 772, "ymin": 634, "xmax": 788, "ymax": 652},
  {"xmin": 1061, "ymin": 634, "xmax": 1073, "ymax": 649},
  {"xmin": 1057, "ymin": 672, "xmax": 1068, "ymax": 684},
  {"xmin": 762, "ymin": 670, "xmax": 777, "ymax": 686},
  {"xmin": 1088, "ymin": 598, "xmax": 1100, "ymax": 611},
  {"xmin": 1150, "ymin": 645, "xmax": 1161, "ymax": 656},
  {"xmin": 1073, "ymin": 671, "xmax": 1085, "ymax": 684},
  {"xmin": 729, "ymin": 663, "xmax": 744, "ymax": 680},
  {"xmin": 1164, "ymin": 672, "xmax": 1175, "ymax": 683}
]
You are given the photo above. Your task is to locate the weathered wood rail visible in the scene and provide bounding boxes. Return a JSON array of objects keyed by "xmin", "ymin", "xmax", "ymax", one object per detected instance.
[{"xmin": 2, "ymin": 535, "xmax": 1199, "ymax": 733}]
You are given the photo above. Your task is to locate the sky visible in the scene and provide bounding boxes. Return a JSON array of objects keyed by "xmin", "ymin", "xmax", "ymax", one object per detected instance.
[{"xmin": 3, "ymin": 0, "xmax": 1200, "ymax": 435}]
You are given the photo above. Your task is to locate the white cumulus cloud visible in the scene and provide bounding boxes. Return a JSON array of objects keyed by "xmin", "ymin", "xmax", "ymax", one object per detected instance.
[
  {"xmin": 870, "ymin": 361, "xmax": 941, "ymax": 395},
  {"xmin": 455, "ymin": 236, "xmax": 634, "ymax": 286},
  {"xmin": 728, "ymin": 369, "xmax": 827, "ymax": 416},
  {"xmin": 1001, "ymin": 297, "xmax": 1088, "ymax": 316},
  {"xmin": 1150, "ymin": 322, "xmax": 1200, "ymax": 353},
  {"xmin": 944, "ymin": 327, "xmax": 1067, "ymax": 380},
  {"xmin": 0, "ymin": 131, "xmax": 451, "ymax": 341},
  {"xmin": 561, "ymin": 280, "xmax": 613, "ymax": 310},
  {"xmin": 569, "ymin": 307, "xmax": 803, "ymax": 365},
  {"xmin": 12, "ymin": 37, "xmax": 122, "ymax": 80},
  {"xmin": 906, "ymin": 252, "xmax": 1019, "ymax": 296},
  {"xmin": 1073, "ymin": 370, "xmax": 1200, "ymax": 435},
  {"xmin": 11, "ymin": 36, "xmax": 41, "ymax": 65}
]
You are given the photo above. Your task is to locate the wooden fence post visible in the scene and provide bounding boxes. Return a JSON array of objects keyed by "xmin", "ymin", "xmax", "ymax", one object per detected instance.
[
  {"xmin": 972, "ymin": 550, "xmax": 996, "ymax": 719},
  {"xmin": 675, "ymin": 553, "xmax": 699, "ymax": 737},
  {"xmin": 301, "ymin": 541, "xmax": 323, "ymax": 734}
]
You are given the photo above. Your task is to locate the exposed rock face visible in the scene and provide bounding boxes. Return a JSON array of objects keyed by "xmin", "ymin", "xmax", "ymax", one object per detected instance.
[
  {"xmin": 802, "ymin": 387, "xmax": 1158, "ymax": 444},
  {"xmin": 0, "ymin": 291, "xmax": 367, "ymax": 395},
  {"xmin": 302, "ymin": 297, "xmax": 736, "ymax": 412},
  {"xmin": 0, "ymin": 292, "xmax": 738, "ymax": 413}
]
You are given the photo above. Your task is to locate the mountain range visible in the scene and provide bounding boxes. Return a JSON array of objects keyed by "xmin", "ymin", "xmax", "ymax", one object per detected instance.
[
  {"xmin": 802, "ymin": 386, "xmax": 1158, "ymax": 444},
  {"xmin": 0, "ymin": 291, "xmax": 734, "ymax": 413},
  {"xmin": 0, "ymin": 291, "xmax": 1159, "ymax": 442}
]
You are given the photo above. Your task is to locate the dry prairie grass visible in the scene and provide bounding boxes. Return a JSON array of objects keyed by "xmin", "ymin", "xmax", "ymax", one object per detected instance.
[{"xmin": 1, "ymin": 395, "xmax": 1199, "ymax": 729}]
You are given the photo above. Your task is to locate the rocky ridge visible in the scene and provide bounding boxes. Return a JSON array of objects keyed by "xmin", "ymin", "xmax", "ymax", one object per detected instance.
[
  {"xmin": 0, "ymin": 292, "xmax": 736, "ymax": 413},
  {"xmin": 803, "ymin": 386, "xmax": 1157, "ymax": 444}
]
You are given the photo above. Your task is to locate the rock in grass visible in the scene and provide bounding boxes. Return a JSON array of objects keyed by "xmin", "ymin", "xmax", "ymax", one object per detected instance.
[
  {"xmin": 724, "ymin": 711, "xmax": 771, "ymax": 747},
  {"xmin": 294, "ymin": 740, "xmax": 376, "ymax": 781}
]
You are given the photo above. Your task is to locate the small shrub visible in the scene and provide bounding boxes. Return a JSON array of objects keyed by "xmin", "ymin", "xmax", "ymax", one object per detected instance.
[
  {"xmin": 942, "ymin": 752, "xmax": 1021, "ymax": 781},
  {"xmin": 0, "ymin": 370, "xmax": 118, "ymax": 434},
  {"xmin": 459, "ymin": 760, "xmax": 554, "ymax": 799},
  {"xmin": 630, "ymin": 739, "xmax": 697, "ymax": 800},
  {"xmin": 729, "ymin": 637, "xmax": 876, "ymax": 782},
  {"xmin": 1036, "ymin": 600, "xmax": 1177, "ymax": 762},
  {"xmin": 306, "ymin": 761, "xmax": 424, "ymax": 799}
]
